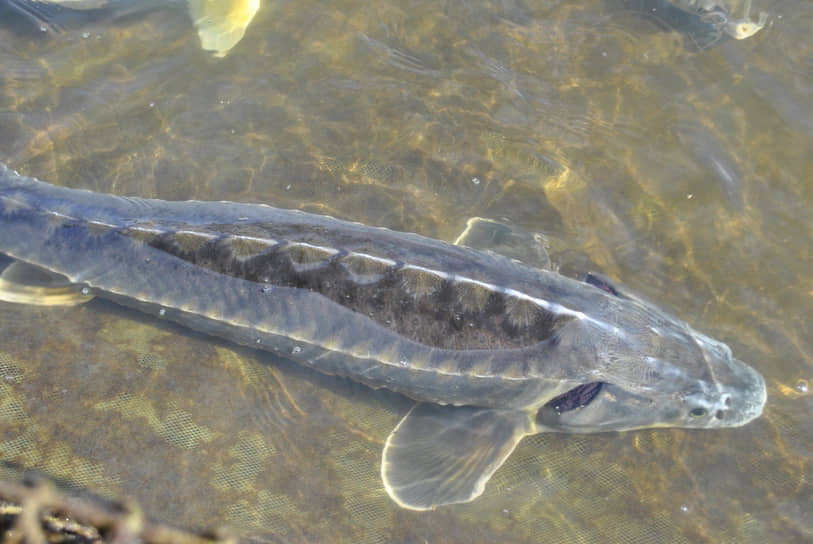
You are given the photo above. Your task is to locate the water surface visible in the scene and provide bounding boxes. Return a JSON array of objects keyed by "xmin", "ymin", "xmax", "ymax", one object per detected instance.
[{"xmin": 0, "ymin": 0, "xmax": 811, "ymax": 542}]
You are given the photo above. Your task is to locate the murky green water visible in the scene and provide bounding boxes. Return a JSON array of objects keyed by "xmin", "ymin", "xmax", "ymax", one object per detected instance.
[{"xmin": 0, "ymin": 0, "xmax": 811, "ymax": 542}]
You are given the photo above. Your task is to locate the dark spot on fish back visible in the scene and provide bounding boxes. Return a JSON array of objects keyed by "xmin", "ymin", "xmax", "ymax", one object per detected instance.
[{"xmin": 144, "ymin": 230, "xmax": 572, "ymax": 351}]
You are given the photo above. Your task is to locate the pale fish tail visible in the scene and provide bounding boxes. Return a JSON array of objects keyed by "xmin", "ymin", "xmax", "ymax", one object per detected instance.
[{"xmin": 187, "ymin": 0, "xmax": 260, "ymax": 57}]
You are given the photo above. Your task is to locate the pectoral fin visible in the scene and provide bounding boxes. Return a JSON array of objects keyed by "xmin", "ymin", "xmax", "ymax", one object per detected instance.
[
  {"xmin": 381, "ymin": 403, "xmax": 533, "ymax": 510},
  {"xmin": 0, "ymin": 261, "xmax": 93, "ymax": 306},
  {"xmin": 454, "ymin": 217, "xmax": 550, "ymax": 269},
  {"xmin": 187, "ymin": 0, "xmax": 260, "ymax": 57}
]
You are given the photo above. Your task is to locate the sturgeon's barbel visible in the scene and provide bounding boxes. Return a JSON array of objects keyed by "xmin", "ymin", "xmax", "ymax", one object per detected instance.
[{"xmin": 0, "ymin": 163, "xmax": 766, "ymax": 510}]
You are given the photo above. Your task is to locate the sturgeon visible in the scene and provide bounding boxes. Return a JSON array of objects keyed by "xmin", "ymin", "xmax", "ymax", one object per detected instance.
[
  {"xmin": 0, "ymin": 163, "xmax": 766, "ymax": 510},
  {"xmin": 666, "ymin": 0, "xmax": 768, "ymax": 40},
  {"xmin": 2, "ymin": 0, "xmax": 260, "ymax": 57}
]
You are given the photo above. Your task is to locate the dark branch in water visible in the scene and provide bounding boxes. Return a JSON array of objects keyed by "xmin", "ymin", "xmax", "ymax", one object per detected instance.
[{"xmin": 0, "ymin": 474, "xmax": 235, "ymax": 544}]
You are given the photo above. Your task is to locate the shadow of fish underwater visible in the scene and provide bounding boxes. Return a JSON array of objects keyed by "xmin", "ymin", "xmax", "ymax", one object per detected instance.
[
  {"xmin": 2, "ymin": 0, "xmax": 260, "ymax": 57},
  {"xmin": 0, "ymin": 163, "xmax": 766, "ymax": 510},
  {"xmin": 665, "ymin": 0, "xmax": 768, "ymax": 40}
]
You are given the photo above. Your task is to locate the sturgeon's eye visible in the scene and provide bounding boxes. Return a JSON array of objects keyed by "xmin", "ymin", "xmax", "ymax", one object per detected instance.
[{"xmin": 689, "ymin": 408, "xmax": 707, "ymax": 418}]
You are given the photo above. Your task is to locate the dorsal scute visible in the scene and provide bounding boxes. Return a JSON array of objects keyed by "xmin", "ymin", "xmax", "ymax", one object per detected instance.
[
  {"xmin": 399, "ymin": 265, "xmax": 445, "ymax": 299},
  {"xmin": 222, "ymin": 235, "xmax": 278, "ymax": 259},
  {"xmin": 278, "ymin": 242, "xmax": 339, "ymax": 272},
  {"xmin": 339, "ymin": 252, "xmax": 396, "ymax": 285},
  {"xmin": 170, "ymin": 231, "xmax": 218, "ymax": 253}
]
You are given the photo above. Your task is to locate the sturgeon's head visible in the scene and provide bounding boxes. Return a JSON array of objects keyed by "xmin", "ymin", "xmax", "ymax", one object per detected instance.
[
  {"xmin": 667, "ymin": 0, "xmax": 768, "ymax": 40},
  {"xmin": 536, "ymin": 273, "xmax": 766, "ymax": 433}
]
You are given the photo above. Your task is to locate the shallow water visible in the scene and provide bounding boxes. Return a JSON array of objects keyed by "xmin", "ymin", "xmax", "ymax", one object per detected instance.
[{"xmin": 0, "ymin": 0, "xmax": 811, "ymax": 542}]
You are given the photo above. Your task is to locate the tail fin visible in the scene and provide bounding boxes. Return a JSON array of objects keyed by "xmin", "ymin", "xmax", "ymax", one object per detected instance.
[{"xmin": 187, "ymin": 0, "xmax": 260, "ymax": 57}]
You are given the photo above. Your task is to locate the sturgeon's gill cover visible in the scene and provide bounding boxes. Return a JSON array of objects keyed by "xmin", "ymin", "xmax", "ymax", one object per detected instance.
[{"xmin": 0, "ymin": 163, "xmax": 766, "ymax": 510}]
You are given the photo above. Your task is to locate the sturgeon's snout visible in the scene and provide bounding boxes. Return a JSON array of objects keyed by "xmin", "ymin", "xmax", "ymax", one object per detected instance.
[
  {"xmin": 694, "ymin": 331, "xmax": 767, "ymax": 428},
  {"xmin": 729, "ymin": 359, "xmax": 766, "ymax": 426}
]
